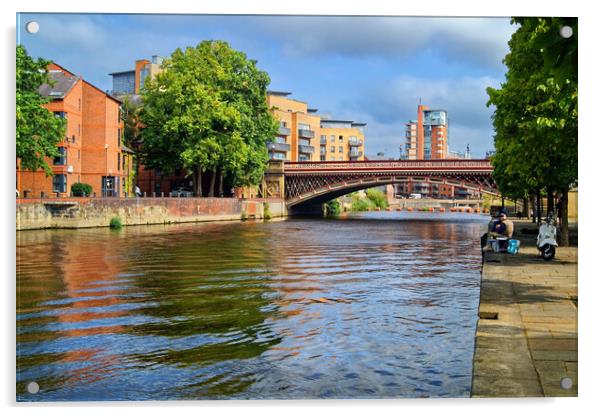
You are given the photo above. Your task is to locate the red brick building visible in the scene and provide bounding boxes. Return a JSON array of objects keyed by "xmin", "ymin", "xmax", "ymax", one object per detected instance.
[{"xmin": 17, "ymin": 63, "xmax": 133, "ymax": 198}]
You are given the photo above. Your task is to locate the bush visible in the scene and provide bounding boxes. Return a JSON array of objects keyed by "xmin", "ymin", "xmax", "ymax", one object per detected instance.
[
  {"xmin": 71, "ymin": 182, "xmax": 92, "ymax": 197},
  {"xmin": 365, "ymin": 188, "xmax": 388, "ymax": 209},
  {"xmin": 109, "ymin": 216, "xmax": 123, "ymax": 229},
  {"xmin": 263, "ymin": 203, "xmax": 272, "ymax": 220},
  {"xmin": 324, "ymin": 199, "xmax": 341, "ymax": 216},
  {"xmin": 351, "ymin": 195, "xmax": 373, "ymax": 212}
]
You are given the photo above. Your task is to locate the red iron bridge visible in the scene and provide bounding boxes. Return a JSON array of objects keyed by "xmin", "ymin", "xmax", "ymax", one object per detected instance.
[{"xmin": 280, "ymin": 159, "xmax": 496, "ymax": 208}]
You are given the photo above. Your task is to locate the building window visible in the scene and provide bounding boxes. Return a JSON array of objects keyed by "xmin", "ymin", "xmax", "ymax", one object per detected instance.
[
  {"xmin": 72, "ymin": 135, "xmax": 76, "ymax": 144},
  {"xmin": 339, "ymin": 146, "xmax": 343, "ymax": 153},
  {"xmin": 321, "ymin": 135, "xmax": 326, "ymax": 140},
  {"xmin": 78, "ymin": 149, "xmax": 80, "ymax": 160},
  {"xmin": 330, "ymin": 135, "xmax": 335, "ymax": 143},
  {"xmin": 338, "ymin": 157, "xmax": 343, "ymax": 161},
  {"xmin": 339, "ymin": 136, "xmax": 343, "ymax": 142},
  {"xmin": 117, "ymin": 154, "xmax": 121, "ymax": 171},
  {"xmin": 330, "ymin": 146, "xmax": 335, "ymax": 152},
  {"xmin": 53, "ymin": 147, "xmax": 66, "ymax": 165},
  {"xmin": 117, "ymin": 128, "xmax": 121, "ymax": 146},
  {"xmin": 54, "ymin": 111, "xmax": 67, "ymax": 119},
  {"xmin": 52, "ymin": 174, "xmax": 67, "ymax": 193},
  {"xmin": 123, "ymin": 154, "xmax": 126, "ymax": 171},
  {"xmin": 78, "ymin": 99, "xmax": 81, "ymax": 111},
  {"xmin": 280, "ymin": 121, "xmax": 287, "ymax": 128},
  {"xmin": 78, "ymin": 124, "xmax": 81, "ymax": 135},
  {"xmin": 330, "ymin": 156, "xmax": 335, "ymax": 161},
  {"xmin": 320, "ymin": 155, "xmax": 326, "ymax": 161}
]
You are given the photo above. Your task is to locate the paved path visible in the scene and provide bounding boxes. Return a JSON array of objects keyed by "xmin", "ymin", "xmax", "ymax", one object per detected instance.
[{"xmin": 471, "ymin": 224, "xmax": 577, "ymax": 397}]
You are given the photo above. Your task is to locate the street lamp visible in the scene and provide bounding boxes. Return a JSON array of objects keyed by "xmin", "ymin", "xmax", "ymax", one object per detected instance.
[{"xmin": 104, "ymin": 143, "xmax": 109, "ymax": 197}]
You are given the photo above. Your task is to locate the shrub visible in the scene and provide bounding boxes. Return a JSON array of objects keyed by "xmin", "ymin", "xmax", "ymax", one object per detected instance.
[
  {"xmin": 263, "ymin": 203, "xmax": 272, "ymax": 220},
  {"xmin": 351, "ymin": 195, "xmax": 373, "ymax": 212},
  {"xmin": 365, "ymin": 188, "xmax": 388, "ymax": 209},
  {"xmin": 71, "ymin": 182, "xmax": 92, "ymax": 197},
  {"xmin": 109, "ymin": 216, "xmax": 123, "ymax": 229},
  {"xmin": 324, "ymin": 199, "xmax": 341, "ymax": 216}
]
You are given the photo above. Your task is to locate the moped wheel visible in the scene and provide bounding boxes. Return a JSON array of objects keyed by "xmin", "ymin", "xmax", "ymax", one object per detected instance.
[{"xmin": 542, "ymin": 244, "xmax": 555, "ymax": 261}]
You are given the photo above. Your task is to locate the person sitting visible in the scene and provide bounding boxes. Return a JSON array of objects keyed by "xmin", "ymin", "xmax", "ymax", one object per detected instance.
[{"xmin": 490, "ymin": 209, "xmax": 514, "ymax": 238}]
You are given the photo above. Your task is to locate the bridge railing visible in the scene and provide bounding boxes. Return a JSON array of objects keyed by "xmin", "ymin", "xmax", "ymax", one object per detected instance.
[{"xmin": 284, "ymin": 159, "xmax": 493, "ymax": 171}]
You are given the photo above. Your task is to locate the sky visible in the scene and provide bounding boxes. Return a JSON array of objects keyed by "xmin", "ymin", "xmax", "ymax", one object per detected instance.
[{"xmin": 17, "ymin": 13, "xmax": 516, "ymax": 158}]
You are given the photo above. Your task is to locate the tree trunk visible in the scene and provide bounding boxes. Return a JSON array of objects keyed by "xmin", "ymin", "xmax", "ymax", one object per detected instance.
[
  {"xmin": 523, "ymin": 197, "xmax": 529, "ymax": 218},
  {"xmin": 547, "ymin": 187, "xmax": 555, "ymax": 215},
  {"xmin": 208, "ymin": 169, "xmax": 216, "ymax": 197},
  {"xmin": 218, "ymin": 169, "xmax": 224, "ymax": 197},
  {"xmin": 536, "ymin": 190, "xmax": 542, "ymax": 224},
  {"xmin": 530, "ymin": 194, "xmax": 536, "ymax": 223},
  {"xmin": 192, "ymin": 167, "xmax": 203, "ymax": 197},
  {"xmin": 501, "ymin": 195, "xmax": 505, "ymax": 208},
  {"xmin": 559, "ymin": 187, "xmax": 570, "ymax": 246}
]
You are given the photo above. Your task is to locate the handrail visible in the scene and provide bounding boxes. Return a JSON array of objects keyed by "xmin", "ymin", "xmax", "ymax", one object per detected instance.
[{"xmin": 284, "ymin": 159, "xmax": 493, "ymax": 170}]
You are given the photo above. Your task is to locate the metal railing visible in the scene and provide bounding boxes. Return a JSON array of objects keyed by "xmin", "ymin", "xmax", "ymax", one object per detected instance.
[
  {"xmin": 298, "ymin": 144, "xmax": 315, "ymax": 154},
  {"xmin": 267, "ymin": 142, "xmax": 291, "ymax": 152},
  {"xmin": 284, "ymin": 159, "xmax": 493, "ymax": 171},
  {"xmin": 277, "ymin": 126, "xmax": 291, "ymax": 136},
  {"xmin": 298, "ymin": 129, "xmax": 315, "ymax": 139}
]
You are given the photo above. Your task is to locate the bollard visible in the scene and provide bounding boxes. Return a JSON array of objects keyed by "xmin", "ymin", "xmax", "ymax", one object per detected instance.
[{"xmin": 161, "ymin": 192, "xmax": 164, "ymax": 198}]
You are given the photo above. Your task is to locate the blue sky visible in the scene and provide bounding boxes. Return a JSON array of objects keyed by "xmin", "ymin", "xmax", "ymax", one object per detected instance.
[{"xmin": 17, "ymin": 13, "xmax": 516, "ymax": 158}]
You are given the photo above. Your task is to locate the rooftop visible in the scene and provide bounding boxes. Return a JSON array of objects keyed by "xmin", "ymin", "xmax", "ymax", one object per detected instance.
[
  {"xmin": 38, "ymin": 71, "xmax": 80, "ymax": 99},
  {"xmin": 108, "ymin": 69, "xmax": 136, "ymax": 76},
  {"xmin": 267, "ymin": 90, "xmax": 292, "ymax": 97}
]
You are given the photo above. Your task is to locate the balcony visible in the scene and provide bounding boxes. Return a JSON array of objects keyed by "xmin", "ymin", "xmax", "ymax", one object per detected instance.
[
  {"xmin": 349, "ymin": 148, "xmax": 362, "ymax": 157},
  {"xmin": 298, "ymin": 129, "xmax": 315, "ymax": 139},
  {"xmin": 348, "ymin": 139, "xmax": 363, "ymax": 147},
  {"xmin": 320, "ymin": 147, "xmax": 326, "ymax": 155},
  {"xmin": 278, "ymin": 126, "xmax": 291, "ymax": 136},
  {"xmin": 267, "ymin": 142, "xmax": 291, "ymax": 153},
  {"xmin": 298, "ymin": 144, "xmax": 315, "ymax": 154}
]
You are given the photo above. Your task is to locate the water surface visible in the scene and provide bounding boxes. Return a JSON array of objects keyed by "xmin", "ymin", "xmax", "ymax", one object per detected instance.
[{"xmin": 17, "ymin": 211, "xmax": 488, "ymax": 400}]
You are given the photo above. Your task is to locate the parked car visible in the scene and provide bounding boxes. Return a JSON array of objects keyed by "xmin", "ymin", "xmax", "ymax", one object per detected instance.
[{"xmin": 169, "ymin": 187, "xmax": 194, "ymax": 197}]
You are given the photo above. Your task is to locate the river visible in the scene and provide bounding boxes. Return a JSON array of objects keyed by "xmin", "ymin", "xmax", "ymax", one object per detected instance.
[{"xmin": 17, "ymin": 211, "xmax": 489, "ymax": 400}]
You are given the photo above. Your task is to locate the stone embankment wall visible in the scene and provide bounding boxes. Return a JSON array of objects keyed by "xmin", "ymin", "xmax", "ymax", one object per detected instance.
[{"xmin": 16, "ymin": 197, "xmax": 287, "ymax": 230}]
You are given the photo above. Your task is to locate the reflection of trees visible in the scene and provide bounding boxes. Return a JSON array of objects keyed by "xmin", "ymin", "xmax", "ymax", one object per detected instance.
[{"xmin": 120, "ymin": 223, "xmax": 282, "ymax": 375}]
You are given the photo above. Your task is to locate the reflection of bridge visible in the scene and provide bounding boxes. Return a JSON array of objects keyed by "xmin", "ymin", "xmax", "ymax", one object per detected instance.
[{"xmin": 266, "ymin": 160, "xmax": 495, "ymax": 211}]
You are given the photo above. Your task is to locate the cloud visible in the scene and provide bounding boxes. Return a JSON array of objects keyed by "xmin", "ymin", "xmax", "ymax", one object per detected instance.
[
  {"xmin": 318, "ymin": 74, "xmax": 503, "ymax": 157},
  {"xmin": 26, "ymin": 14, "xmax": 109, "ymax": 50},
  {"xmin": 246, "ymin": 16, "xmax": 514, "ymax": 69}
]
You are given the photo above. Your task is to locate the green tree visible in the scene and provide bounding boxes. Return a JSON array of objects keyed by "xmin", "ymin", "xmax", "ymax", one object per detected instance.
[
  {"xmin": 139, "ymin": 40, "xmax": 278, "ymax": 196},
  {"xmin": 487, "ymin": 18, "xmax": 577, "ymax": 245},
  {"xmin": 16, "ymin": 45, "xmax": 66, "ymax": 175}
]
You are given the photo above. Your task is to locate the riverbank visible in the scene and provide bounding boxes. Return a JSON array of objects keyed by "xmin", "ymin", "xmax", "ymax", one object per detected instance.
[
  {"xmin": 16, "ymin": 197, "xmax": 287, "ymax": 230},
  {"xmin": 471, "ymin": 221, "xmax": 578, "ymax": 397}
]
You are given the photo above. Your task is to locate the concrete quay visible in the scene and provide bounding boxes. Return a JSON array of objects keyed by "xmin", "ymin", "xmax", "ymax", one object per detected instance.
[{"xmin": 471, "ymin": 222, "xmax": 577, "ymax": 397}]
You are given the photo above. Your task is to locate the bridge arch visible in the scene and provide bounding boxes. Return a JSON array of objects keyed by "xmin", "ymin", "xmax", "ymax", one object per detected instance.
[{"xmin": 282, "ymin": 159, "xmax": 497, "ymax": 211}]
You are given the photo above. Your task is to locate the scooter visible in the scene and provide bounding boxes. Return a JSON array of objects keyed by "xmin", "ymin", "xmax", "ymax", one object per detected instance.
[{"xmin": 537, "ymin": 211, "xmax": 558, "ymax": 260}]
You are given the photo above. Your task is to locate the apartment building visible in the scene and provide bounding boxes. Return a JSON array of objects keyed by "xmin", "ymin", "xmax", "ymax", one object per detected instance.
[
  {"xmin": 403, "ymin": 104, "xmax": 448, "ymax": 160},
  {"xmin": 319, "ymin": 120, "xmax": 366, "ymax": 161},
  {"xmin": 17, "ymin": 63, "xmax": 132, "ymax": 198},
  {"xmin": 267, "ymin": 91, "xmax": 367, "ymax": 162},
  {"xmin": 109, "ymin": 56, "xmax": 164, "ymax": 96}
]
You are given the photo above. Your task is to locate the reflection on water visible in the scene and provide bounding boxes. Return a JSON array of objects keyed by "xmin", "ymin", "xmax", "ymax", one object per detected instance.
[{"xmin": 17, "ymin": 212, "xmax": 489, "ymax": 400}]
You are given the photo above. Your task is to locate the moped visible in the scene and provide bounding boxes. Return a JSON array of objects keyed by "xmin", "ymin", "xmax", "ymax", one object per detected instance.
[{"xmin": 537, "ymin": 211, "xmax": 558, "ymax": 260}]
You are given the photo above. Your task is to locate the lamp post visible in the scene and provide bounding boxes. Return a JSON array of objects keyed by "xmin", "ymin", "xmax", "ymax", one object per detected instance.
[{"xmin": 104, "ymin": 143, "xmax": 109, "ymax": 197}]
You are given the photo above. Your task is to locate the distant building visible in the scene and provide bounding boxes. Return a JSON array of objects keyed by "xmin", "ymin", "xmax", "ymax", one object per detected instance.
[
  {"xmin": 109, "ymin": 56, "xmax": 164, "ymax": 97},
  {"xmin": 267, "ymin": 91, "xmax": 366, "ymax": 162},
  {"xmin": 403, "ymin": 104, "xmax": 448, "ymax": 160},
  {"xmin": 17, "ymin": 63, "xmax": 133, "ymax": 198}
]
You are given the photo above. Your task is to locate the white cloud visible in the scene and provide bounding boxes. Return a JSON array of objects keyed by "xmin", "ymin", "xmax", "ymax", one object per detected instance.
[{"xmin": 247, "ymin": 16, "xmax": 514, "ymax": 68}]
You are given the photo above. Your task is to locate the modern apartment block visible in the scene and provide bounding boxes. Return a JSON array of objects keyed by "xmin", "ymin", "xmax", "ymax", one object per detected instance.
[
  {"xmin": 109, "ymin": 56, "xmax": 164, "ymax": 96},
  {"xmin": 404, "ymin": 104, "xmax": 448, "ymax": 160},
  {"xmin": 319, "ymin": 120, "xmax": 366, "ymax": 161},
  {"xmin": 17, "ymin": 63, "xmax": 133, "ymax": 198},
  {"xmin": 267, "ymin": 91, "xmax": 366, "ymax": 162}
]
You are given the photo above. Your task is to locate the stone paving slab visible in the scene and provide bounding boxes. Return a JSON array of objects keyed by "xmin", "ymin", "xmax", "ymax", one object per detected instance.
[{"xmin": 471, "ymin": 227, "xmax": 577, "ymax": 398}]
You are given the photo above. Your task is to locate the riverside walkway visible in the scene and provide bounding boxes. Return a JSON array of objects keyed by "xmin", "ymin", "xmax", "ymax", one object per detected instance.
[{"xmin": 471, "ymin": 222, "xmax": 578, "ymax": 397}]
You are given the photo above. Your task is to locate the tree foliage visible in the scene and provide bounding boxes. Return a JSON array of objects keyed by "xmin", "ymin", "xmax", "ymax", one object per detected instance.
[
  {"xmin": 487, "ymin": 18, "xmax": 577, "ymax": 244},
  {"xmin": 16, "ymin": 45, "xmax": 66, "ymax": 175},
  {"xmin": 139, "ymin": 40, "xmax": 278, "ymax": 196}
]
